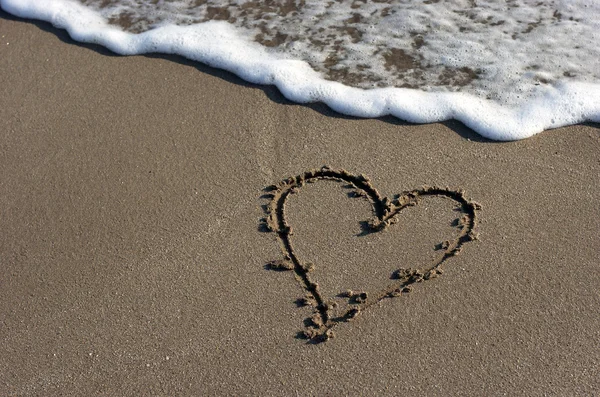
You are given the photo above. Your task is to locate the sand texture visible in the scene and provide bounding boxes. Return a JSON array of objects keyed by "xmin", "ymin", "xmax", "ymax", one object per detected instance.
[{"xmin": 1, "ymin": 11, "xmax": 599, "ymax": 396}]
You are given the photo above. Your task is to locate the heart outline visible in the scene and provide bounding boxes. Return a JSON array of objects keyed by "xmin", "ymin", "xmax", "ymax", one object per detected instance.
[{"xmin": 262, "ymin": 166, "xmax": 480, "ymax": 343}]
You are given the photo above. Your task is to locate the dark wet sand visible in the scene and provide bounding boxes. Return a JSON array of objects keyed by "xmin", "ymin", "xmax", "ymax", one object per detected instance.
[{"xmin": 1, "ymin": 11, "xmax": 599, "ymax": 396}]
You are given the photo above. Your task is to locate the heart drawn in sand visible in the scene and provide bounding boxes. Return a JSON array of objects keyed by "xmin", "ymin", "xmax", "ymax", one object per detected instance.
[{"xmin": 261, "ymin": 167, "xmax": 480, "ymax": 343}]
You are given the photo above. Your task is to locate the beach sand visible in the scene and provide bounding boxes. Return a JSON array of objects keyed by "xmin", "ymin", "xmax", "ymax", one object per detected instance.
[{"xmin": 1, "ymin": 11, "xmax": 599, "ymax": 395}]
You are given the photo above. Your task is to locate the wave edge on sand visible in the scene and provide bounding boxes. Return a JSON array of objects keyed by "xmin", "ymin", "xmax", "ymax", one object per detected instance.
[{"xmin": 2, "ymin": 0, "xmax": 599, "ymax": 141}]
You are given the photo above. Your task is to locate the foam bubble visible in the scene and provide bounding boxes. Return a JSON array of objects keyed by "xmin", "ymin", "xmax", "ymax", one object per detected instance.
[{"xmin": 2, "ymin": 0, "xmax": 599, "ymax": 140}]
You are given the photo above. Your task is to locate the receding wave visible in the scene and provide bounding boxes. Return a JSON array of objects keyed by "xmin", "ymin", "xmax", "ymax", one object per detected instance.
[{"xmin": 2, "ymin": 0, "xmax": 600, "ymax": 140}]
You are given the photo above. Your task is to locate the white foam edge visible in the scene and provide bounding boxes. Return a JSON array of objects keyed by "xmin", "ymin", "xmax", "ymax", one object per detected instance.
[{"xmin": 3, "ymin": 0, "xmax": 599, "ymax": 141}]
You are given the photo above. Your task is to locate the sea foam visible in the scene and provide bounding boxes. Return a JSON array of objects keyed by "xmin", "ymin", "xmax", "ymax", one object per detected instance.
[{"xmin": 2, "ymin": 0, "xmax": 599, "ymax": 140}]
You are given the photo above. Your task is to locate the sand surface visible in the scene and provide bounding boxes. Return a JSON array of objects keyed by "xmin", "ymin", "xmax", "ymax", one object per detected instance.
[{"xmin": 1, "ymin": 11, "xmax": 599, "ymax": 396}]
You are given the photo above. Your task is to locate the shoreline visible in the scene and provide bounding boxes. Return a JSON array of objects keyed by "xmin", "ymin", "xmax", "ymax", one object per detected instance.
[{"xmin": 2, "ymin": 7, "xmax": 599, "ymax": 141}]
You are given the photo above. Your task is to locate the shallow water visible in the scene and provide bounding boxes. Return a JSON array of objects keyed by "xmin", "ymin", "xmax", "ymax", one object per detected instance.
[
  {"xmin": 81, "ymin": 1, "xmax": 600, "ymax": 102},
  {"xmin": 2, "ymin": 0, "xmax": 600, "ymax": 140}
]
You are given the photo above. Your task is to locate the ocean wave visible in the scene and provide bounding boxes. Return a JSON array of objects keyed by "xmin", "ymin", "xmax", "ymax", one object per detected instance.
[{"xmin": 2, "ymin": 0, "xmax": 599, "ymax": 140}]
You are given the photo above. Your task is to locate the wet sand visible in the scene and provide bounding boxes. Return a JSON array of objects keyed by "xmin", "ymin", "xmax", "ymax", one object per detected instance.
[{"xmin": 1, "ymin": 11, "xmax": 599, "ymax": 395}]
